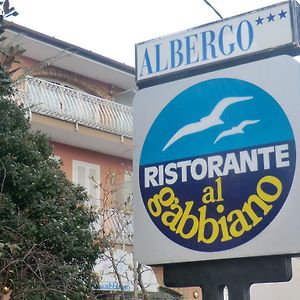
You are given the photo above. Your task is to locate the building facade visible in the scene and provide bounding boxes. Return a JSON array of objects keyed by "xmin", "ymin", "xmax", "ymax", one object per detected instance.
[{"xmin": 6, "ymin": 22, "xmax": 202, "ymax": 300}]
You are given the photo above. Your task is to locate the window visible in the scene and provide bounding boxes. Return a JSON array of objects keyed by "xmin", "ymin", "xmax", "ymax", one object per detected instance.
[
  {"xmin": 112, "ymin": 171, "xmax": 133, "ymax": 210},
  {"xmin": 72, "ymin": 160, "xmax": 100, "ymax": 209}
]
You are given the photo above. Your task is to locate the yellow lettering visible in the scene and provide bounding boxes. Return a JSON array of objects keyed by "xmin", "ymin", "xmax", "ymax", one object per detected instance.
[
  {"xmin": 147, "ymin": 175, "xmax": 283, "ymax": 245},
  {"xmin": 202, "ymin": 177, "xmax": 223, "ymax": 203},
  {"xmin": 159, "ymin": 187, "xmax": 179, "ymax": 207},
  {"xmin": 161, "ymin": 204, "xmax": 183, "ymax": 231},
  {"xmin": 198, "ymin": 205, "xmax": 219, "ymax": 244},
  {"xmin": 176, "ymin": 201, "xmax": 198, "ymax": 239},
  {"xmin": 218, "ymin": 216, "xmax": 232, "ymax": 242},
  {"xmin": 202, "ymin": 186, "xmax": 215, "ymax": 203},
  {"xmin": 227, "ymin": 209, "xmax": 252, "ymax": 238},
  {"xmin": 147, "ymin": 194, "xmax": 162, "ymax": 217},
  {"xmin": 216, "ymin": 177, "xmax": 224, "ymax": 201},
  {"xmin": 257, "ymin": 175, "xmax": 282, "ymax": 203},
  {"xmin": 242, "ymin": 196, "xmax": 265, "ymax": 226}
]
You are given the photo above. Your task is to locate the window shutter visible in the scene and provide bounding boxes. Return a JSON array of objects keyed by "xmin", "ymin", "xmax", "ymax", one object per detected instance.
[{"xmin": 73, "ymin": 160, "xmax": 100, "ymax": 209}]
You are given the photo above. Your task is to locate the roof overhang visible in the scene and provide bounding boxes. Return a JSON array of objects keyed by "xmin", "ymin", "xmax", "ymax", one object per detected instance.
[{"xmin": 5, "ymin": 22, "xmax": 136, "ymax": 90}]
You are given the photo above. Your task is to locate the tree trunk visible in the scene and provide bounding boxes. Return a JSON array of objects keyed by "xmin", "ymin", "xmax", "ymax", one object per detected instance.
[
  {"xmin": 109, "ymin": 248, "xmax": 126, "ymax": 300},
  {"xmin": 137, "ymin": 263, "xmax": 148, "ymax": 300}
]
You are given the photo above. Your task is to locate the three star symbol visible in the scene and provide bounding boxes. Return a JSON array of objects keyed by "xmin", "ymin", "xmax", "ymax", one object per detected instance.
[{"xmin": 255, "ymin": 10, "xmax": 287, "ymax": 26}]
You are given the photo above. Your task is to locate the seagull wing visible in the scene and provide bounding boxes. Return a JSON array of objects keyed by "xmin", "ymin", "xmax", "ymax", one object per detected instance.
[
  {"xmin": 214, "ymin": 128, "xmax": 239, "ymax": 144},
  {"xmin": 162, "ymin": 120, "xmax": 210, "ymax": 151},
  {"xmin": 236, "ymin": 119, "xmax": 260, "ymax": 130},
  {"xmin": 214, "ymin": 119, "xmax": 260, "ymax": 144},
  {"xmin": 209, "ymin": 96, "xmax": 253, "ymax": 120}
]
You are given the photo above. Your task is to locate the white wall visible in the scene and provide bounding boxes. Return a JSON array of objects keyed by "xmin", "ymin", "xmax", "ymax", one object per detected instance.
[{"xmin": 250, "ymin": 258, "xmax": 300, "ymax": 300}]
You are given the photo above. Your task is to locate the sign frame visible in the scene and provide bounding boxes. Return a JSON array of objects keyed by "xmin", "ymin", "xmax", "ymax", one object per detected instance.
[
  {"xmin": 133, "ymin": 55, "xmax": 300, "ymax": 265},
  {"xmin": 135, "ymin": 1, "xmax": 300, "ymax": 85}
]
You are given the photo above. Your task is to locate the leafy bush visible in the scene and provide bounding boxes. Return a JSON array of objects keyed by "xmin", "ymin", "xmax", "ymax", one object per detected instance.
[{"xmin": 0, "ymin": 2, "xmax": 101, "ymax": 299}]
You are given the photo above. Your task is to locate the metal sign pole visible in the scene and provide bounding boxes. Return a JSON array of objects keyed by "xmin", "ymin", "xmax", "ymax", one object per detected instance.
[{"xmin": 163, "ymin": 255, "xmax": 292, "ymax": 300}]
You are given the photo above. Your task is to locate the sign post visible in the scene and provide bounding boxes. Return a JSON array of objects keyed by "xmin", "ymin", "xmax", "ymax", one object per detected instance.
[
  {"xmin": 134, "ymin": 2, "xmax": 300, "ymax": 299},
  {"xmin": 164, "ymin": 256, "xmax": 292, "ymax": 300}
]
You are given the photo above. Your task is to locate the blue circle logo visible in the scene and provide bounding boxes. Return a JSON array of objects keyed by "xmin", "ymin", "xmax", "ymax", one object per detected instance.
[{"xmin": 139, "ymin": 78, "xmax": 296, "ymax": 252}]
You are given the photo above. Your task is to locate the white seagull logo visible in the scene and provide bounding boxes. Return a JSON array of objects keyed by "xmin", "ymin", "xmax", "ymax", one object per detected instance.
[
  {"xmin": 162, "ymin": 96, "xmax": 253, "ymax": 151},
  {"xmin": 214, "ymin": 119, "xmax": 260, "ymax": 144}
]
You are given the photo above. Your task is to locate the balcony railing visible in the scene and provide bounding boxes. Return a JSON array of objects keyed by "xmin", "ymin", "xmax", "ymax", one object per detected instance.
[{"xmin": 14, "ymin": 76, "xmax": 133, "ymax": 138}]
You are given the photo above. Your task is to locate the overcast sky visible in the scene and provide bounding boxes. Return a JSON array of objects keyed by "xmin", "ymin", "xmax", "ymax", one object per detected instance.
[{"xmin": 10, "ymin": 0, "xmax": 283, "ymax": 66}]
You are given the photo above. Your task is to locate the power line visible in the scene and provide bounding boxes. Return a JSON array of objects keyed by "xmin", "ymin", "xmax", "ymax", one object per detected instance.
[{"xmin": 203, "ymin": 0, "xmax": 223, "ymax": 20}]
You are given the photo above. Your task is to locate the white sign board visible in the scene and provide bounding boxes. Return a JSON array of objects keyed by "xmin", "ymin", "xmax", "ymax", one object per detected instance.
[
  {"xmin": 136, "ymin": 2, "xmax": 298, "ymax": 82},
  {"xmin": 133, "ymin": 55, "xmax": 300, "ymax": 265}
]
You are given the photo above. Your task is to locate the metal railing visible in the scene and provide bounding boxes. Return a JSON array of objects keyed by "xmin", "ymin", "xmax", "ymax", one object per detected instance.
[{"xmin": 14, "ymin": 76, "xmax": 133, "ymax": 138}]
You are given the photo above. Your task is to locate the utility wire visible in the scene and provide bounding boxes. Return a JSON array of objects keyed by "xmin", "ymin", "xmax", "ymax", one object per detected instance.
[{"xmin": 203, "ymin": 0, "xmax": 223, "ymax": 20}]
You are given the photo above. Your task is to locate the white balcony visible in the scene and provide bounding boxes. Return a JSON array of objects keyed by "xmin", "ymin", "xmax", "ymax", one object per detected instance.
[
  {"xmin": 13, "ymin": 76, "xmax": 133, "ymax": 159},
  {"xmin": 15, "ymin": 76, "xmax": 133, "ymax": 138}
]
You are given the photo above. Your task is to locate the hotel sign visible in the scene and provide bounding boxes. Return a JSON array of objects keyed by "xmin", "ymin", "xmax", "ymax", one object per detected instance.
[{"xmin": 135, "ymin": 1, "xmax": 299, "ymax": 82}]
